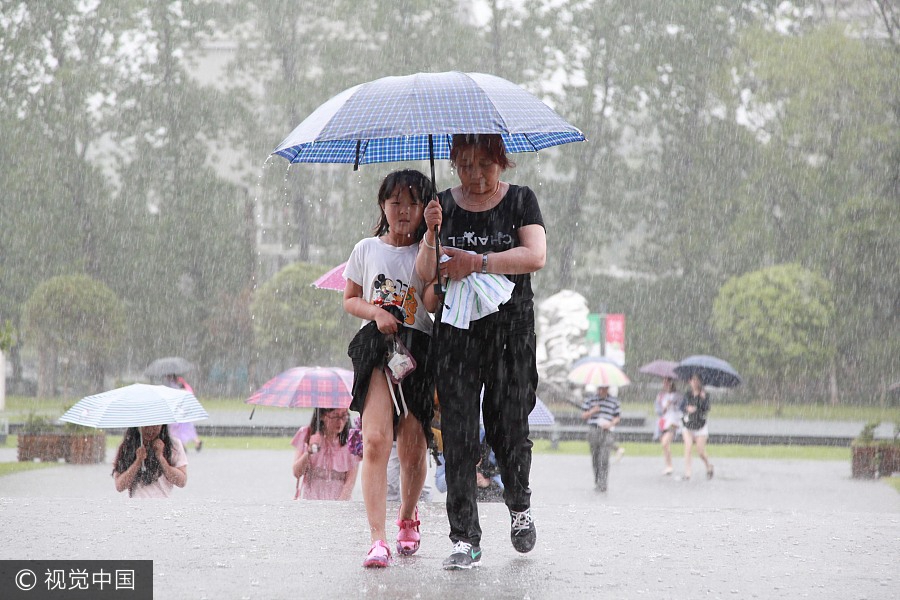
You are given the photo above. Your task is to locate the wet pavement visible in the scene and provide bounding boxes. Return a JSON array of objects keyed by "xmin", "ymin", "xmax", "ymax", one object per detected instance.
[{"xmin": 0, "ymin": 445, "xmax": 897, "ymax": 599}]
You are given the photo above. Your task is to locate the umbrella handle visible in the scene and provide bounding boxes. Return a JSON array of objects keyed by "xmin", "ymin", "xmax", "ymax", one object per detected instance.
[{"xmin": 432, "ymin": 225, "xmax": 443, "ymax": 297}]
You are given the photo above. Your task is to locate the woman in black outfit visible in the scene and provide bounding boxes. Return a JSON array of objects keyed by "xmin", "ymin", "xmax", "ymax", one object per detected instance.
[{"xmin": 416, "ymin": 134, "xmax": 545, "ymax": 570}]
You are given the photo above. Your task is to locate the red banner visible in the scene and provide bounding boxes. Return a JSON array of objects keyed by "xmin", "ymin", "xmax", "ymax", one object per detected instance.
[{"xmin": 605, "ymin": 314, "xmax": 625, "ymax": 367}]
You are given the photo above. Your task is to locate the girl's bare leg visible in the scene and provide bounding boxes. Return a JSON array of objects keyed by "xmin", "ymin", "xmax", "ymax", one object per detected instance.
[
  {"xmin": 660, "ymin": 429, "xmax": 674, "ymax": 471},
  {"xmin": 361, "ymin": 369, "xmax": 393, "ymax": 543},
  {"xmin": 695, "ymin": 435, "xmax": 712, "ymax": 474},
  {"xmin": 396, "ymin": 414, "xmax": 427, "ymax": 521},
  {"xmin": 683, "ymin": 430, "xmax": 694, "ymax": 479}
]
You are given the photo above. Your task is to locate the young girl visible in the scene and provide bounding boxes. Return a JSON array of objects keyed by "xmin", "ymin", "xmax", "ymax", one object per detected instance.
[
  {"xmin": 112, "ymin": 424, "xmax": 188, "ymax": 498},
  {"xmin": 344, "ymin": 169, "xmax": 438, "ymax": 568},
  {"xmin": 291, "ymin": 408, "xmax": 359, "ymax": 500}
]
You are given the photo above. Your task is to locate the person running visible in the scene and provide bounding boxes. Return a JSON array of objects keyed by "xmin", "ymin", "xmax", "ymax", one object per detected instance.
[{"xmin": 344, "ymin": 169, "xmax": 439, "ymax": 568}]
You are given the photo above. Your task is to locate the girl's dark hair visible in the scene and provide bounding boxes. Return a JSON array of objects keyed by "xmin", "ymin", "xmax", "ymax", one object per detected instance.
[
  {"xmin": 373, "ymin": 169, "xmax": 434, "ymax": 239},
  {"xmin": 449, "ymin": 133, "xmax": 515, "ymax": 170},
  {"xmin": 111, "ymin": 425, "xmax": 175, "ymax": 497},
  {"xmin": 309, "ymin": 408, "xmax": 350, "ymax": 446}
]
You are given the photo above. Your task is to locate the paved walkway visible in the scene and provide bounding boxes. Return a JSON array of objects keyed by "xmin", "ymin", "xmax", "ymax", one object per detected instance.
[{"xmin": 1, "ymin": 443, "xmax": 897, "ymax": 598}]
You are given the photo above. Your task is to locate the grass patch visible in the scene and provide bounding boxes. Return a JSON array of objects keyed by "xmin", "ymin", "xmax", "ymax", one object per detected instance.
[
  {"xmin": 533, "ymin": 439, "xmax": 849, "ymax": 461},
  {"xmin": 0, "ymin": 461, "xmax": 62, "ymax": 478},
  {"xmin": 885, "ymin": 477, "xmax": 900, "ymax": 494},
  {"xmin": 5, "ymin": 395, "xmax": 898, "ymax": 424}
]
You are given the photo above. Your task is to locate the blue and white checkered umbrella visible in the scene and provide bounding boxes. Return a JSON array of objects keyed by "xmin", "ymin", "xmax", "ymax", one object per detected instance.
[
  {"xmin": 59, "ymin": 384, "xmax": 209, "ymax": 429},
  {"xmin": 273, "ymin": 71, "xmax": 585, "ymax": 167}
]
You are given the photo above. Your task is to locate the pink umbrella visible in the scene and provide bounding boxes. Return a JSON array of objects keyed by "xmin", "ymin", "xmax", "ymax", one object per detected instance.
[
  {"xmin": 312, "ymin": 262, "xmax": 348, "ymax": 292},
  {"xmin": 246, "ymin": 366, "xmax": 354, "ymax": 409},
  {"xmin": 638, "ymin": 360, "xmax": 679, "ymax": 379}
]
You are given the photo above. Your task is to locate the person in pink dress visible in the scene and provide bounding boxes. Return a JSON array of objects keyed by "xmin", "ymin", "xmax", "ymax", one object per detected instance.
[
  {"xmin": 291, "ymin": 408, "xmax": 359, "ymax": 501},
  {"xmin": 112, "ymin": 424, "xmax": 188, "ymax": 498}
]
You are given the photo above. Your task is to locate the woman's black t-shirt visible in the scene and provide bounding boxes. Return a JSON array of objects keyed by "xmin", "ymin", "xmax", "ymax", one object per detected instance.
[{"xmin": 438, "ymin": 184, "xmax": 544, "ymax": 323}]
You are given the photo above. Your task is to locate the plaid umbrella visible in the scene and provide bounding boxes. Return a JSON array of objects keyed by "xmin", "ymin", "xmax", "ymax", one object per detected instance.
[
  {"xmin": 567, "ymin": 361, "xmax": 631, "ymax": 388},
  {"xmin": 59, "ymin": 384, "xmax": 209, "ymax": 428},
  {"xmin": 476, "ymin": 388, "xmax": 554, "ymax": 426},
  {"xmin": 311, "ymin": 262, "xmax": 348, "ymax": 292},
  {"xmin": 273, "ymin": 71, "xmax": 585, "ymax": 171},
  {"xmin": 246, "ymin": 366, "xmax": 354, "ymax": 409},
  {"xmin": 529, "ymin": 397, "xmax": 555, "ymax": 426}
]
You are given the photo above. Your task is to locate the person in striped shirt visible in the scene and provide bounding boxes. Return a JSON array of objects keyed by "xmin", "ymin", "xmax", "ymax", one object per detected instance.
[{"xmin": 581, "ymin": 385, "xmax": 621, "ymax": 492}]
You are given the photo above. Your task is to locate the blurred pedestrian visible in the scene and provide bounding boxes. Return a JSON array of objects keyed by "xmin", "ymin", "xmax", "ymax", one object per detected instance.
[
  {"xmin": 163, "ymin": 374, "xmax": 203, "ymax": 452},
  {"xmin": 581, "ymin": 384, "xmax": 621, "ymax": 492},
  {"xmin": 112, "ymin": 424, "xmax": 187, "ymax": 498},
  {"xmin": 291, "ymin": 408, "xmax": 359, "ymax": 500},
  {"xmin": 656, "ymin": 377, "xmax": 682, "ymax": 475},
  {"xmin": 416, "ymin": 133, "xmax": 543, "ymax": 569},
  {"xmin": 681, "ymin": 373, "xmax": 713, "ymax": 480}
]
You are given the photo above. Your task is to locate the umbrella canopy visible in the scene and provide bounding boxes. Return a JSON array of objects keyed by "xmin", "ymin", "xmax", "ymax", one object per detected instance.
[
  {"xmin": 638, "ymin": 360, "xmax": 679, "ymax": 379},
  {"xmin": 59, "ymin": 384, "xmax": 209, "ymax": 428},
  {"xmin": 144, "ymin": 356, "xmax": 195, "ymax": 379},
  {"xmin": 474, "ymin": 391, "xmax": 554, "ymax": 426},
  {"xmin": 312, "ymin": 262, "xmax": 348, "ymax": 292},
  {"xmin": 567, "ymin": 361, "xmax": 631, "ymax": 388},
  {"xmin": 528, "ymin": 397, "xmax": 555, "ymax": 426},
  {"xmin": 246, "ymin": 366, "xmax": 354, "ymax": 409},
  {"xmin": 675, "ymin": 355, "xmax": 742, "ymax": 388},
  {"xmin": 273, "ymin": 71, "xmax": 585, "ymax": 168}
]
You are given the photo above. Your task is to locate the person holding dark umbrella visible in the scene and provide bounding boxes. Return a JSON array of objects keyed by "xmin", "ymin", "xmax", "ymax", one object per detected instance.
[
  {"xmin": 416, "ymin": 133, "xmax": 543, "ymax": 570},
  {"xmin": 680, "ymin": 373, "xmax": 714, "ymax": 480}
]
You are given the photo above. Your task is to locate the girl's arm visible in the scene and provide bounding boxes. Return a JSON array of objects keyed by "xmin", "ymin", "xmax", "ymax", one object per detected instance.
[
  {"xmin": 154, "ymin": 440, "xmax": 187, "ymax": 488},
  {"xmin": 292, "ymin": 446, "xmax": 310, "ymax": 480},
  {"xmin": 343, "ymin": 279, "xmax": 401, "ymax": 334},
  {"xmin": 113, "ymin": 446, "xmax": 146, "ymax": 493},
  {"xmin": 338, "ymin": 460, "xmax": 359, "ymax": 501},
  {"xmin": 420, "ymin": 277, "xmax": 439, "ymax": 313}
]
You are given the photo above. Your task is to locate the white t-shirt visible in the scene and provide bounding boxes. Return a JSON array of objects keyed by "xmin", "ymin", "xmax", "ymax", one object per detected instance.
[{"xmin": 343, "ymin": 237, "xmax": 433, "ymax": 334}]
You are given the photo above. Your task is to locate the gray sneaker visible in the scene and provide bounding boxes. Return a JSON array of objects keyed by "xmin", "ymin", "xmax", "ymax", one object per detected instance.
[
  {"xmin": 442, "ymin": 541, "xmax": 482, "ymax": 570},
  {"xmin": 510, "ymin": 508, "xmax": 537, "ymax": 553}
]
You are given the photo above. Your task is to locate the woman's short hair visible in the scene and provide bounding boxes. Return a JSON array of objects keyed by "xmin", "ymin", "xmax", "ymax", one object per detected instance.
[{"xmin": 450, "ymin": 134, "xmax": 515, "ymax": 170}]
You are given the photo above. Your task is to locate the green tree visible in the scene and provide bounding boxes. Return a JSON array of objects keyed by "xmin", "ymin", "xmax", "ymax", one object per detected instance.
[
  {"xmin": 712, "ymin": 264, "xmax": 835, "ymax": 411},
  {"xmin": 23, "ymin": 275, "xmax": 126, "ymax": 396},
  {"xmin": 251, "ymin": 262, "xmax": 356, "ymax": 380}
]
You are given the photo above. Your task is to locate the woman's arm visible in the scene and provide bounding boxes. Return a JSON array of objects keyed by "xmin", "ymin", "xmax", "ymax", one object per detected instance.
[
  {"xmin": 415, "ymin": 199, "xmax": 443, "ymax": 282},
  {"xmin": 439, "ymin": 224, "xmax": 546, "ymax": 281},
  {"xmin": 338, "ymin": 460, "xmax": 359, "ymax": 501}
]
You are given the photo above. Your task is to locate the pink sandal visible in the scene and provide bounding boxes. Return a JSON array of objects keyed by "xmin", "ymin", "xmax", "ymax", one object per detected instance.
[
  {"xmin": 396, "ymin": 506, "xmax": 421, "ymax": 556},
  {"xmin": 363, "ymin": 540, "xmax": 392, "ymax": 568}
]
